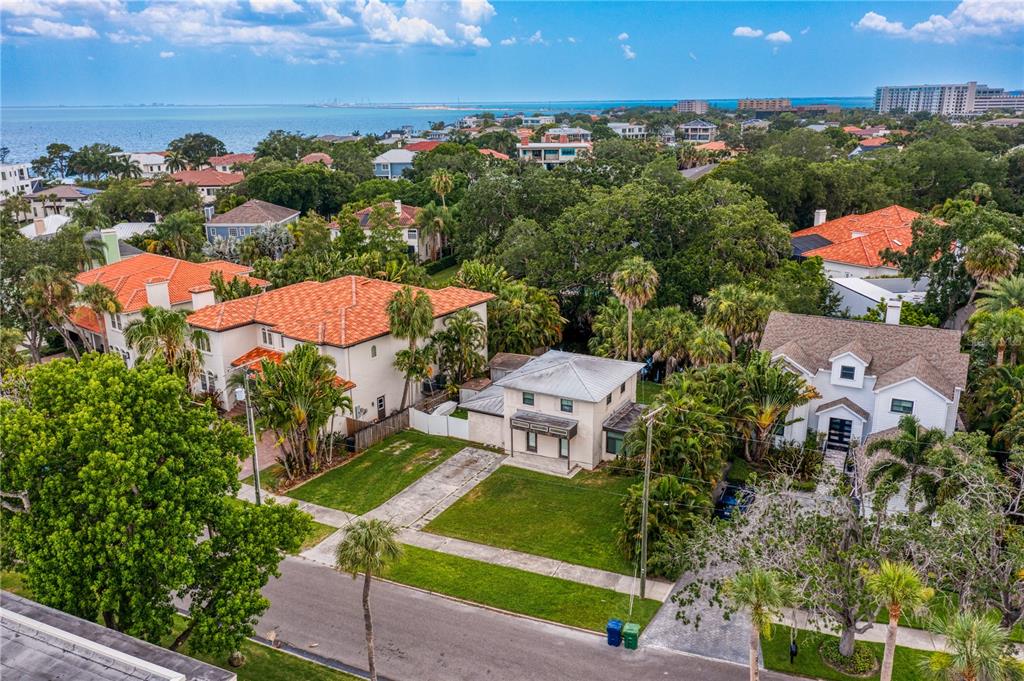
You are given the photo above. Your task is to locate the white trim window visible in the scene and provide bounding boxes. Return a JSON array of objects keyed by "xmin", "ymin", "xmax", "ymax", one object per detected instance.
[
  {"xmin": 199, "ymin": 370, "xmax": 217, "ymax": 393},
  {"xmin": 890, "ymin": 398, "xmax": 914, "ymax": 415},
  {"xmin": 260, "ymin": 327, "xmax": 278, "ymax": 347},
  {"xmin": 196, "ymin": 335, "xmax": 211, "ymax": 353},
  {"xmin": 110, "ymin": 313, "xmax": 123, "ymax": 331}
]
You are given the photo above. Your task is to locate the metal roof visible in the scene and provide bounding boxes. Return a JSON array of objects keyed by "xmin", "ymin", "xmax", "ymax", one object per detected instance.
[
  {"xmin": 494, "ymin": 350, "xmax": 644, "ymax": 402},
  {"xmin": 460, "ymin": 383, "xmax": 505, "ymax": 416}
]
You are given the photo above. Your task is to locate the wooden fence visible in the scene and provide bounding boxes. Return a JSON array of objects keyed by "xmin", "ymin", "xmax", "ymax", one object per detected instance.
[{"xmin": 348, "ymin": 408, "xmax": 410, "ymax": 451}]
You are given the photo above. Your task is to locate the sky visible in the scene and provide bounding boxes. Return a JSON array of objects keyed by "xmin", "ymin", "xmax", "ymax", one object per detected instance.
[{"xmin": 1, "ymin": 0, "xmax": 1022, "ymax": 106}]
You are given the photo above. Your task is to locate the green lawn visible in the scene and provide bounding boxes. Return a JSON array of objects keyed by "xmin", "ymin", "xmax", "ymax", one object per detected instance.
[
  {"xmin": 427, "ymin": 264, "xmax": 460, "ymax": 286},
  {"xmin": 425, "ymin": 466, "xmax": 639, "ymax": 574},
  {"xmin": 637, "ymin": 380, "xmax": 664, "ymax": 405},
  {"xmin": 872, "ymin": 592, "xmax": 1024, "ymax": 643},
  {"xmin": 287, "ymin": 431, "xmax": 469, "ymax": 514},
  {"xmin": 383, "ymin": 545, "xmax": 660, "ymax": 632},
  {"xmin": 763, "ymin": 625, "xmax": 930, "ymax": 681},
  {"xmin": 301, "ymin": 521, "xmax": 339, "ymax": 551}
]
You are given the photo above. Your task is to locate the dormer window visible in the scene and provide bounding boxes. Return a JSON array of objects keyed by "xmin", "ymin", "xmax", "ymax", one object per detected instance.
[{"xmin": 839, "ymin": 366, "xmax": 856, "ymax": 380}]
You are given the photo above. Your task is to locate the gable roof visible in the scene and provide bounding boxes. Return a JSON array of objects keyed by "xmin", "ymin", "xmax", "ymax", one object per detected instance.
[
  {"xmin": 207, "ymin": 199, "xmax": 299, "ymax": 226},
  {"xmin": 75, "ymin": 253, "xmax": 265, "ymax": 313},
  {"xmin": 170, "ymin": 169, "xmax": 244, "ymax": 187},
  {"xmin": 374, "ymin": 149, "xmax": 416, "ymax": 164},
  {"xmin": 186, "ymin": 275, "xmax": 494, "ymax": 347},
  {"xmin": 207, "ymin": 153, "xmax": 255, "ymax": 166},
  {"xmin": 759, "ymin": 311, "xmax": 968, "ymax": 400},
  {"xmin": 494, "ymin": 350, "xmax": 644, "ymax": 402},
  {"xmin": 354, "ymin": 201, "xmax": 421, "ymax": 228}
]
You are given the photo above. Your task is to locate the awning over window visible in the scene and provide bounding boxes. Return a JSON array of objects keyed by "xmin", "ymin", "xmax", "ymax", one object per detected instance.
[
  {"xmin": 603, "ymin": 402, "xmax": 646, "ymax": 435},
  {"xmin": 511, "ymin": 410, "xmax": 578, "ymax": 439}
]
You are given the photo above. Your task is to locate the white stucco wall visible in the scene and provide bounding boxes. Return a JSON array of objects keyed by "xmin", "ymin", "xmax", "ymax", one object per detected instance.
[
  {"xmin": 468, "ymin": 411, "xmax": 504, "ymax": 448},
  {"xmin": 872, "ymin": 379, "xmax": 953, "ymax": 434}
]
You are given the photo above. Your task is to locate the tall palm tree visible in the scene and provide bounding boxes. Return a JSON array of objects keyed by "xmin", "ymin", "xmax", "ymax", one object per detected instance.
[
  {"xmin": 689, "ymin": 324, "xmax": 731, "ymax": 367},
  {"xmin": 611, "ymin": 256, "xmax": 660, "ymax": 362},
  {"xmin": 58, "ymin": 222, "xmax": 107, "ymax": 271},
  {"xmin": 865, "ymin": 415, "xmax": 946, "ymax": 513},
  {"xmin": 964, "ymin": 232, "xmax": 1020, "ymax": 306},
  {"xmin": 742, "ymin": 352, "xmax": 819, "ymax": 463},
  {"xmin": 705, "ymin": 284, "xmax": 778, "ymax": 361},
  {"xmin": 164, "ymin": 150, "xmax": 189, "ymax": 172},
  {"xmin": 23, "ymin": 265, "xmax": 80, "ymax": 359},
  {"xmin": 488, "ymin": 280, "xmax": 564, "ymax": 355},
  {"xmin": 68, "ymin": 202, "xmax": 112, "ymax": 231},
  {"xmin": 75, "ymin": 283, "xmax": 122, "ymax": 352},
  {"xmin": 429, "ymin": 308, "xmax": 486, "ymax": 385},
  {"xmin": 976, "ymin": 275, "xmax": 1024, "ymax": 314},
  {"xmin": 429, "ymin": 169, "xmax": 454, "ymax": 209},
  {"xmin": 723, "ymin": 567, "xmax": 794, "ymax": 681},
  {"xmin": 588, "ymin": 298, "xmax": 631, "ymax": 360},
  {"xmin": 145, "ymin": 210, "xmax": 205, "ymax": 260},
  {"xmin": 386, "ymin": 286, "xmax": 435, "ymax": 410},
  {"xmin": 123, "ymin": 306, "xmax": 208, "ymax": 387},
  {"xmin": 647, "ymin": 306, "xmax": 697, "ymax": 377},
  {"xmin": 335, "ymin": 518, "xmax": 402, "ymax": 681},
  {"xmin": 862, "ymin": 561, "xmax": 933, "ymax": 681},
  {"xmin": 415, "ymin": 203, "xmax": 450, "ymax": 261},
  {"xmin": 970, "ymin": 308, "xmax": 1024, "ymax": 367},
  {"xmin": 926, "ymin": 613, "xmax": 1024, "ymax": 681}
]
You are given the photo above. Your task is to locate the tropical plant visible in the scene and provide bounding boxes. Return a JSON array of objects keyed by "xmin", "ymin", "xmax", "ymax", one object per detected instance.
[
  {"xmin": 689, "ymin": 324, "xmax": 731, "ymax": 367},
  {"xmin": 964, "ymin": 232, "xmax": 1020, "ymax": 305},
  {"xmin": 334, "ymin": 518, "xmax": 403, "ymax": 681},
  {"xmin": 123, "ymin": 306, "xmax": 209, "ymax": 387},
  {"xmin": 386, "ymin": 286, "xmax": 435, "ymax": 409},
  {"xmin": 968, "ymin": 365, "xmax": 1024, "ymax": 448},
  {"xmin": 144, "ymin": 210, "xmax": 205, "ymax": 259},
  {"xmin": 705, "ymin": 284, "xmax": 778, "ymax": 361},
  {"xmin": 925, "ymin": 613, "xmax": 1024, "ymax": 681},
  {"xmin": 865, "ymin": 415, "xmax": 946, "ymax": 513},
  {"xmin": 75, "ymin": 283, "xmax": 122, "ymax": 352},
  {"xmin": 975, "ymin": 275, "xmax": 1024, "ymax": 314},
  {"xmin": 164, "ymin": 150, "xmax": 189, "ymax": 172},
  {"xmin": 429, "ymin": 308, "xmax": 486, "ymax": 386},
  {"xmin": 646, "ymin": 306, "xmax": 697, "ymax": 377},
  {"xmin": 742, "ymin": 352, "xmax": 820, "ymax": 463},
  {"xmin": 0, "ymin": 327, "xmax": 25, "ymax": 375},
  {"xmin": 611, "ymin": 256, "xmax": 659, "ymax": 362},
  {"xmin": 862, "ymin": 561, "xmax": 934, "ymax": 681},
  {"xmin": 429, "ymin": 168, "xmax": 454, "ymax": 209},
  {"xmin": 209, "ymin": 271, "xmax": 262, "ymax": 302},
  {"xmin": 970, "ymin": 308, "xmax": 1024, "ymax": 366},
  {"xmin": 415, "ymin": 203, "xmax": 451, "ymax": 261},
  {"xmin": 487, "ymin": 280, "xmax": 564, "ymax": 355},
  {"xmin": 59, "ymin": 223, "xmax": 107, "ymax": 271},
  {"xmin": 451, "ymin": 259, "xmax": 511, "ymax": 293},
  {"xmin": 23, "ymin": 265, "xmax": 80, "ymax": 359},
  {"xmin": 723, "ymin": 568, "xmax": 794, "ymax": 681}
]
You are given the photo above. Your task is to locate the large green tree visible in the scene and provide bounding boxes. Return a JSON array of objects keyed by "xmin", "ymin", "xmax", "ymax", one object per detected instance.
[{"xmin": 167, "ymin": 133, "xmax": 227, "ymax": 169}]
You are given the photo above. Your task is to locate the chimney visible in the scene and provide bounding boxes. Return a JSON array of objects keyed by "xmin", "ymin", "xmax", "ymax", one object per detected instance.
[
  {"xmin": 884, "ymin": 298, "xmax": 902, "ymax": 325},
  {"xmin": 145, "ymin": 277, "xmax": 171, "ymax": 310},
  {"xmin": 33, "ymin": 218, "xmax": 46, "ymax": 236},
  {"xmin": 813, "ymin": 209, "xmax": 827, "ymax": 226},
  {"xmin": 393, "ymin": 199, "xmax": 402, "ymax": 217},
  {"xmin": 190, "ymin": 285, "xmax": 216, "ymax": 310},
  {"xmin": 99, "ymin": 228, "xmax": 120, "ymax": 265}
]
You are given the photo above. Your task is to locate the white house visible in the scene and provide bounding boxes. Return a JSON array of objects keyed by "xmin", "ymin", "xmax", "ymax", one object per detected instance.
[
  {"xmin": 352, "ymin": 200, "xmax": 442, "ymax": 262},
  {"xmin": 462, "ymin": 351, "xmax": 645, "ymax": 472},
  {"xmin": 679, "ymin": 120, "xmax": 718, "ymax": 142},
  {"xmin": 0, "ymin": 162, "xmax": 38, "ymax": 198},
  {"xmin": 110, "ymin": 152, "xmax": 168, "ymax": 177},
  {"xmin": 830, "ymin": 276, "xmax": 929, "ymax": 318},
  {"xmin": 185, "ymin": 276, "xmax": 494, "ymax": 421},
  {"xmin": 516, "ymin": 142, "xmax": 591, "ymax": 170},
  {"xmin": 759, "ymin": 312, "xmax": 968, "ymax": 451},
  {"xmin": 521, "ymin": 115, "xmax": 556, "ymax": 127},
  {"xmin": 206, "ymin": 153, "xmax": 256, "ymax": 173},
  {"xmin": 372, "ymin": 148, "xmax": 416, "ymax": 180},
  {"xmin": 608, "ymin": 122, "xmax": 648, "ymax": 139}
]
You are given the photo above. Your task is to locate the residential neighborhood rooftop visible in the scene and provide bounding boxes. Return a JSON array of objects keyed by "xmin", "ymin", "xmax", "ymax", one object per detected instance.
[
  {"xmin": 170, "ymin": 169, "xmax": 245, "ymax": 187},
  {"xmin": 355, "ymin": 200, "xmax": 421, "ymax": 228},
  {"xmin": 26, "ymin": 184, "xmax": 101, "ymax": 200},
  {"xmin": 493, "ymin": 350, "xmax": 645, "ymax": 402},
  {"xmin": 206, "ymin": 153, "xmax": 255, "ymax": 166},
  {"xmin": 791, "ymin": 205, "xmax": 922, "ymax": 266},
  {"xmin": 207, "ymin": 199, "xmax": 299, "ymax": 225}
]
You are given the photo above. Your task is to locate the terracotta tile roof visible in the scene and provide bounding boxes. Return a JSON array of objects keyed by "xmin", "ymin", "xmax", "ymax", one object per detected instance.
[
  {"xmin": 478, "ymin": 148, "xmax": 510, "ymax": 160},
  {"xmin": 803, "ymin": 227, "xmax": 912, "ymax": 267},
  {"xmin": 207, "ymin": 153, "xmax": 255, "ymax": 166},
  {"xmin": 207, "ymin": 199, "xmax": 299, "ymax": 225},
  {"xmin": 355, "ymin": 202, "xmax": 421, "ymax": 228},
  {"xmin": 696, "ymin": 140, "xmax": 728, "ymax": 152},
  {"xmin": 187, "ymin": 275, "xmax": 495, "ymax": 347},
  {"xmin": 230, "ymin": 346, "xmax": 355, "ymax": 389},
  {"xmin": 857, "ymin": 137, "xmax": 891, "ymax": 148},
  {"xmin": 170, "ymin": 169, "xmax": 244, "ymax": 187},
  {"xmin": 759, "ymin": 311, "xmax": 968, "ymax": 400},
  {"xmin": 791, "ymin": 205, "xmax": 921, "ymax": 243},
  {"xmin": 75, "ymin": 253, "xmax": 267, "ymax": 313},
  {"xmin": 404, "ymin": 141, "xmax": 441, "ymax": 152},
  {"xmin": 69, "ymin": 307, "xmax": 103, "ymax": 334},
  {"xmin": 300, "ymin": 152, "xmax": 333, "ymax": 166},
  {"xmin": 843, "ymin": 126, "xmax": 864, "ymax": 134}
]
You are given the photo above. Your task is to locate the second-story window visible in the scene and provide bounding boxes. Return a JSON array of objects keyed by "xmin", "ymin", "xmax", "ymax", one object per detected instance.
[
  {"xmin": 407, "ymin": 229, "xmax": 418, "ymax": 241},
  {"xmin": 839, "ymin": 366, "xmax": 856, "ymax": 380},
  {"xmin": 522, "ymin": 392, "xmax": 534, "ymax": 406},
  {"xmin": 891, "ymin": 398, "xmax": 914, "ymax": 414},
  {"xmin": 560, "ymin": 398, "xmax": 573, "ymax": 413},
  {"xmin": 371, "ymin": 345, "xmax": 377, "ymax": 358},
  {"xmin": 110, "ymin": 313, "xmax": 123, "ymax": 331},
  {"xmin": 196, "ymin": 335, "xmax": 210, "ymax": 353}
]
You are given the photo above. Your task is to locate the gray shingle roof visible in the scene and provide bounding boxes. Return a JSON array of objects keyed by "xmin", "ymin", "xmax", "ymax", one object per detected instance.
[
  {"xmin": 493, "ymin": 350, "xmax": 644, "ymax": 402},
  {"xmin": 207, "ymin": 199, "xmax": 299, "ymax": 226},
  {"xmin": 759, "ymin": 312, "xmax": 968, "ymax": 400},
  {"xmin": 815, "ymin": 397, "xmax": 870, "ymax": 420}
]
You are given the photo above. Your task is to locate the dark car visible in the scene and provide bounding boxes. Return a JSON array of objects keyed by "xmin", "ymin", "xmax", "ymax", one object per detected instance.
[{"xmin": 714, "ymin": 484, "xmax": 754, "ymax": 520}]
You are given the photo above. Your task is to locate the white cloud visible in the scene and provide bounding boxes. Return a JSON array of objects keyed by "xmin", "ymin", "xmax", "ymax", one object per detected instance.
[
  {"xmin": 159, "ymin": 50, "xmax": 174, "ymax": 57},
  {"xmin": 9, "ymin": 17, "xmax": 97, "ymax": 38},
  {"xmin": 499, "ymin": 35, "xmax": 515, "ymax": 45},
  {"xmin": 312, "ymin": 0, "xmax": 354, "ymax": 27},
  {"xmin": 800, "ymin": 26, "xmax": 810, "ymax": 35},
  {"xmin": 107, "ymin": 29, "xmax": 149, "ymax": 43},
  {"xmin": 2, "ymin": 0, "xmax": 61, "ymax": 17},
  {"xmin": 732, "ymin": 26, "xmax": 763, "ymax": 38},
  {"xmin": 765, "ymin": 30, "xmax": 791, "ymax": 43},
  {"xmin": 355, "ymin": 0, "xmax": 453, "ymax": 46},
  {"xmin": 566, "ymin": 36, "xmax": 576, "ymax": 43},
  {"xmin": 526, "ymin": 29, "xmax": 544, "ymax": 44},
  {"xmin": 617, "ymin": 31, "xmax": 628, "ymax": 41},
  {"xmin": 2, "ymin": 0, "xmax": 124, "ymax": 19},
  {"xmin": 456, "ymin": 22, "xmax": 489, "ymax": 47},
  {"xmin": 688, "ymin": 50, "xmax": 697, "ymax": 60},
  {"xmin": 855, "ymin": 0, "xmax": 1024, "ymax": 43},
  {"xmin": 621, "ymin": 43, "xmax": 635, "ymax": 60},
  {"xmin": 459, "ymin": 0, "xmax": 494, "ymax": 24},
  {"xmin": 249, "ymin": 0, "xmax": 300, "ymax": 13}
]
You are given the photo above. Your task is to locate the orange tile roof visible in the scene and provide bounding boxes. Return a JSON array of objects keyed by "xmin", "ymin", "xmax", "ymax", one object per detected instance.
[
  {"xmin": 187, "ymin": 275, "xmax": 495, "ymax": 347},
  {"xmin": 171, "ymin": 169, "xmax": 244, "ymax": 187},
  {"xmin": 791, "ymin": 205, "xmax": 921, "ymax": 243},
  {"xmin": 803, "ymin": 227, "xmax": 913, "ymax": 267},
  {"xmin": 843, "ymin": 125, "xmax": 864, "ymax": 134},
  {"xmin": 478, "ymin": 148, "xmax": 510, "ymax": 160},
  {"xmin": 69, "ymin": 307, "xmax": 103, "ymax": 334},
  {"xmin": 230, "ymin": 346, "xmax": 355, "ymax": 389},
  {"xmin": 76, "ymin": 253, "xmax": 267, "ymax": 313},
  {"xmin": 354, "ymin": 201, "xmax": 421, "ymax": 228},
  {"xmin": 696, "ymin": 140, "xmax": 728, "ymax": 152},
  {"xmin": 857, "ymin": 137, "xmax": 891, "ymax": 148},
  {"xmin": 300, "ymin": 152, "xmax": 333, "ymax": 165},
  {"xmin": 404, "ymin": 141, "xmax": 441, "ymax": 152},
  {"xmin": 207, "ymin": 153, "xmax": 255, "ymax": 166}
]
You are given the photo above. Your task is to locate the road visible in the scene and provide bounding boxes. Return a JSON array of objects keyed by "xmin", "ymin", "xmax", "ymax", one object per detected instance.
[{"xmin": 260, "ymin": 557, "xmax": 792, "ymax": 681}]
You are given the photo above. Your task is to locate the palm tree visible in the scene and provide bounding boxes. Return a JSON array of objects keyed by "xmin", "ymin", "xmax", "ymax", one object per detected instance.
[
  {"xmin": 0, "ymin": 327, "xmax": 25, "ymax": 375},
  {"xmin": 646, "ymin": 306, "xmax": 697, "ymax": 377},
  {"xmin": 123, "ymin": 306, "xmax": 208, "ymax": 387},
  {"xmin": 689, "ymin": 324, "xmax": 731, "ymax": 367},
  {"xmin": 164, "ymin": 150, "xmax": 189, "ymax": 172},
  {"xmin": 926, "ymin": 613, "xmax": 1024, "ymax": 681},
  {"xmin": 68, "ymin": 202, "xmax": 111, "ymax": 231},
  {"xmin": 334, "ymin": 518, "xmax": 402, "ymax": 681},
  {"xmin": 57, "ymin": 222, "xmax": 107, "ymax": 271},
  {"xmin": 145, "ymin": 210, "xmax": 205, "ymax": 259},
  {"xmin": 415, "ymin": 203, "xmax": 450, "ymax": 261},
  {"xmin": 75, "ymin": 283, "xmax": 122, "ymax": 352},
  {"xmin": 611, "ymin": 256, "xmax": 660, "ymax": 362},
  {"xmin": 452, "ymin": 259, "xmax": 511, "ymax": 293},
  {"xmin": 976, "ymin": 275, "xmax": 1024, "ymax": 314},
  {"xmin": 429, "ymin": 169, "xmax": 454, "ymax": 209},
  {"xmin": 970, "ymin": 308, "xmax": 1024, "ymax": 367},
  {"xmin": 964, "ymin": 232, "xmax": 1020, "ymax": 305},
  {"xmin": 429, "ymin": 308, "xmax": 486, "ymax": 385},
  {"xmin": 23, "ymin": 265, "xmax": 80, "ymax": 359},
  {"xmin": 742, "ymin": 352, "xmax": 819, "ymax": 463},
  {"xmin": 862, "ymin": 561, "xmax": 933, "ymax": 681},
  {"xmin": 705, "ymin": 285, "xmax": 778, "ymax": 361},
  {"xmin": 487, "ymin": 281, "xmax": 564, "ymax": 355},
  {"xmin": 723, "ymin": 567, "xmax": 794, "ymax": 681},
  {"xmin": 864, "ymin": 415, "xmax": 945, "ymax": 513},
  {"xmin": 386, "ymin": 286, "xmax": 435, "ymax": 410}
]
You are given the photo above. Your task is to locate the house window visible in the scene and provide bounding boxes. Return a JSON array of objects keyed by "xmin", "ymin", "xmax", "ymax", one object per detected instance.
[
  {"xmin": 199, "ymin": 371, "xmax": 217, "ymax": 393},
  {"xmin": 606, "ymin": 394, "xmax": 612, "ymax": 406},
  {"xmin": 526, "ymin": 431, "xmax": 537, "ymax": 452},
  {"xmin": 260, "ymin": 327, "xmax": 275, "ymax": 347},
  {"xmin": 620, "ymin": 382, "xmax": 626, "ymax": 394},
  {"xmin": 228, "ymin": 228, "xmax": 239, "ymax": 237},
  {"xmin": 840, "ymin": 365, "xmax": 856, "ymax": 380},
  {"xmin": 558, "ymin": 438, "xmax": 569, "ymax": 459},
  {"xmin": 110, "ymin": 313, "xmax": 123, "ymax": 331},
  {"xmin": 522, "ymin": 392, "xmax": 534, "ymax": 406},
  {"xmin": 406, "ymin": 229, "xmax": 418, "ymax": 240},
  {"xmin": 560, "ymin": 398, "xmax": 573, "ymax": 413},
  {"xmin": 196, "ymin": 335, "xmax": 211, "ymax": 353},
  {"xmin": 891, "ymin": 398, "xmax": 914, "ymax": 414},
  {"xmin": 606, "ymin": 431, "xmax": 624, "ymax": 455},
  {"xmin": 371, "ymin": 345, "xmax": 377, "ymax": 358}
]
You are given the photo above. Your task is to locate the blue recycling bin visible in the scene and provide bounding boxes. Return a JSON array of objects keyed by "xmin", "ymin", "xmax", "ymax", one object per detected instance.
[{"xmin": 606, "ymin": 618, "xmax": 623, "ymax": 647}]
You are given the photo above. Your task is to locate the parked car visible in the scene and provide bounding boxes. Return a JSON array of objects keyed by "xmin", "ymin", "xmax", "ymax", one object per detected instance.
[{"xmin": 714, "ymin": 484, "xmax": 754, "ymax": 520}]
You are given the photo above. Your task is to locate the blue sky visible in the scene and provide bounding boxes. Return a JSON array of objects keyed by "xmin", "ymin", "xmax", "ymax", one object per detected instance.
[{"xmin": 2, "ymin": 0, "xmax": 1022, "ymax": 106}]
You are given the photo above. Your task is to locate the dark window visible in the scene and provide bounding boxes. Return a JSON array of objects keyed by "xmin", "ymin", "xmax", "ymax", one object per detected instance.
[
  {"xmin": 560, "ymin": 398, "xmax": 573, "ymax": 413},
  {"xmin": 606, "ymin": 431, "xmax": 624, "ymax": 455},
  {"xmin": 526, "ymin": 431, "xmax": 537, "ymax": 452},
  {"xmin": 839, "ymin": 365, "xmax": 856, "ymax": 380},
  {"xmin": 606, "ymin": 394, "xmax": 612, "ymax": 405},
  {"xmin": 522, "ymin": 392, "xmax": 534, "ymax": 406},
  {"xmin": 891, "ymin": 398, "xmax": 914, "ymax": 414},
  {"xmin": 620, "ymin": 382, "xmax": 626, "ymax": 394}
]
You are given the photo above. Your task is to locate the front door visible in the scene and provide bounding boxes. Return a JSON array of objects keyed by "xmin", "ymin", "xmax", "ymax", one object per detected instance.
[
  {"xmin": 827, "ymin": 417, "xmax": 853, "ymax": 450},
  {"xmin": 376, "ymin": 395, "xmax": 386, "ymax": 421},
  {"xmin": 558, "ymin": 438, "xmax": 569, "ymax": 459}
]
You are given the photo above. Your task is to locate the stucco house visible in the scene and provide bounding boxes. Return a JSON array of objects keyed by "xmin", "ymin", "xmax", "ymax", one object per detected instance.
[
  {"xmin": 759, "ymin": 311, "xmax": 968, "ymax": 451},
  {"xmin": 25, "ymin": 184, "xmax": 102, "ymax": 219},
  {"xmin": 462, "ymin": 350, "xmax": 646, "ymax": 472},
  {"xmin": 185, "ymin": 276, "xmax": 493, "ymax": 421},
  {"xmin": 206, "ymin": 153, "xmax": 256, "ymax": 172},
  {"xmin": 205, "ymin": 199, "xmax": 299, "ymax": 243},
  {"xmin": 791, "ymin": 205, "xmax": 921, "ymax": 278},
  {"xmin": 169, "ymin": 169, "xmax": 244, "ymax": 205}
]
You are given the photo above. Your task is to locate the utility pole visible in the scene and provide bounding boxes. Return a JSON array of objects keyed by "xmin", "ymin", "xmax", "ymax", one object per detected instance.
[
  {"xmin": 236, "ymin": 369, "xmax": 262, "ymax": 506},
  {"xmin": 639, "ymin": 405, "xmax": 664, "ymax": 600}
]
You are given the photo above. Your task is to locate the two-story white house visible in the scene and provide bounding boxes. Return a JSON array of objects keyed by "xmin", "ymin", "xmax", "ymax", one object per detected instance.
[
  {"xmin": 462, "ymin": 351, "xmax": 646, "ymax": 472},
  {"xmin": 69, "ymin": 234, "xmax": 265, "ymax": 362},
  {"xmin": 110, "ymin": 152, "xmax": 169, "ymax": 177},
  {"xmin": 608, "ymin": 122, "xmax": 648, "ymax": 139},
  {"xmin": 759, "ymin": 311, "xmax": 968, "ymax": 451},
  {"xmin": 0, "ymin": 162, "xmax": 39, "ymax": 199},
  {"xmin": 185, "ymin": 276, "xmax": 494, "ymax": 424},
  {"xmin": 679, "ymin": 119, "xmax": 718, "ymax": 143},
  {"xmin": 206, "ymin": 153, "xmax": 256, "ymax": 172}
]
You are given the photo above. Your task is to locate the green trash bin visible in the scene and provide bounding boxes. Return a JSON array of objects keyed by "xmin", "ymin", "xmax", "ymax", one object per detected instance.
[{"xmin": 622, "ymin": 623, "xmax": 640, "ymax": 650}]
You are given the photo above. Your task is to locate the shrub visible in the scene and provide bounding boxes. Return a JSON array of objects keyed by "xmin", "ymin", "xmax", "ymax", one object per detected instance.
[{"xmin": 819, "ymin": 639, "xmax": 877, "ymax": 675}]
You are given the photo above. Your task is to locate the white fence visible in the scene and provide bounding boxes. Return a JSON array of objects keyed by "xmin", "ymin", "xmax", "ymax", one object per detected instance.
[{"xmin": 410, "ymin": 401, "xmax": 469, "ymax": 439}]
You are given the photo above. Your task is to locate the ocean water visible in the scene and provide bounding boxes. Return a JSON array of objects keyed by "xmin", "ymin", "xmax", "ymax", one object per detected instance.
[{"xmin": 0, "ymin": 97, "xmax": 873, "ymax": 163}]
